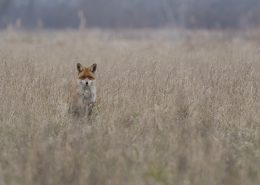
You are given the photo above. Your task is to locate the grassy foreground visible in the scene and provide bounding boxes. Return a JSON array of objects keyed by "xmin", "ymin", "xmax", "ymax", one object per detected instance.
[{"xmin": 0, "ymin": 30, "xmax": 260, "ymax": 185}]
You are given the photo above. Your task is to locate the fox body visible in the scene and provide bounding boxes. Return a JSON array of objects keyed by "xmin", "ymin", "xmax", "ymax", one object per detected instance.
[{"xmin": 69, "ymin": 63, "xmax": 97, "ymax": 117}]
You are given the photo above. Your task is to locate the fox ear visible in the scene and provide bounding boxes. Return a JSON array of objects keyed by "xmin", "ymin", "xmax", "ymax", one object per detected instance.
[
  {"xmin": 90, "ymin": 63, "xmax": 97, "ymax": 73},
  {"xmin": 77, "ymin": 63, "xmax": 83, "ymax": 73}
]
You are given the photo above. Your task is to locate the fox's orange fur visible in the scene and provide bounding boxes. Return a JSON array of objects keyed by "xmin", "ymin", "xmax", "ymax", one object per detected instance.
[{"xmin": 68, "ymin": 63, "xmax": 97, "ymax": 117}]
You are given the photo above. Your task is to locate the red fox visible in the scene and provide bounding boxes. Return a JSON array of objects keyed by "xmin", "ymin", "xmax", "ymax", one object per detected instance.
[{"xmin": 68, "ymin": 63, "xmax": 97, "ymax": 117}]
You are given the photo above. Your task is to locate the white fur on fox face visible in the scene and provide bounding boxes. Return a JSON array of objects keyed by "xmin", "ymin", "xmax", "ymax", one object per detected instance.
[{"xmin": 77, "ymin": 79, "xmax": 94, "ymax": 87}]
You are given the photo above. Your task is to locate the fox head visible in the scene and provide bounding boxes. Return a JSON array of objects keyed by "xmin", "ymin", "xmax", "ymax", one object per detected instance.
[{"xmin": 76, "ymin": 63, "xmax": 97, "ymax": 87}]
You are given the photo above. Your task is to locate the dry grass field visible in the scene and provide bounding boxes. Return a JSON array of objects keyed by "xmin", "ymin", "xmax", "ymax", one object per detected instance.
[{"xmin": 0, "ymin": 29, "xmax": 260, "ymax": 185}]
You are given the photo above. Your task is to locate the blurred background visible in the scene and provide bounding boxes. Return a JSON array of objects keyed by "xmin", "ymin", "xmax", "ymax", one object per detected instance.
[{"xmin": 1, "ymin": 0, "xmax": 260, "ymax": 30}]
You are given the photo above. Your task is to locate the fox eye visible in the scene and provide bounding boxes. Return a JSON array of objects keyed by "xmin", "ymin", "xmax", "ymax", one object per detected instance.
[
  {"xmin": 79, "ymin": 75, "xmax": 94, "ymax": 80},
  {"xmin": 79, "ymin": 76, "xmax": 85, "ymax": 80},
  {"xmin": 87, "ymin": 75, "xmax": 94, "ymax": 80}
]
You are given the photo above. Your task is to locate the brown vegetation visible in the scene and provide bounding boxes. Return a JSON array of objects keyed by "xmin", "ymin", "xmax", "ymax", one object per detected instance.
[{"xmin": 0, "ymin": 30, "xmax": 260, "ymax": 185}]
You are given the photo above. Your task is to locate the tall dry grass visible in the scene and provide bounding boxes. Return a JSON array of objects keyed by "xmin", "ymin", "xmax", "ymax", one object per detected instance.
[{"xmin": 0, "ymin": 30, "xmax": 260, "ymax": 185}]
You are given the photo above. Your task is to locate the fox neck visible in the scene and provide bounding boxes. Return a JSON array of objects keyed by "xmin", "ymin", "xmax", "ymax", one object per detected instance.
[{"xmin": 78, "ymin": 84, "xmax": 96, "ymax": 103}]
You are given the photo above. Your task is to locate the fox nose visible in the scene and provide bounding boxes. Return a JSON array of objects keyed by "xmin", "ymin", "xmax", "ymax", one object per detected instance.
[{"xmin": 85, "ymin": 81, "xmax": 89, "ymax": 86}]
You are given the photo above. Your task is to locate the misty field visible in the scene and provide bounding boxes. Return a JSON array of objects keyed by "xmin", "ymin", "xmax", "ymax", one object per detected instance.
[{"xmin": 0, "ymin": 30, "xmax": 260, "ymax": 185}]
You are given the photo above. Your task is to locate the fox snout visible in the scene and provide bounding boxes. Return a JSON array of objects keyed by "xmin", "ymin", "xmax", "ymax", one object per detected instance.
[{"xmin": 78, "ymin": 79, "xmax": 94, "ymax": 87}]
